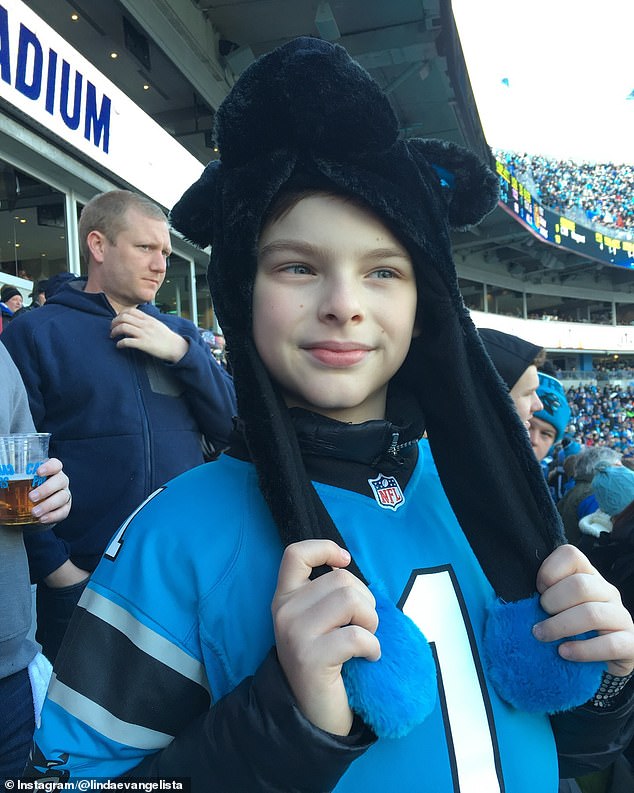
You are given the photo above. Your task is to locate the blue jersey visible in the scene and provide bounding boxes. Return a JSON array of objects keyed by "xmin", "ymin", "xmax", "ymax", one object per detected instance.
[{"xmin": 33, "ymin": 440, "xmax": 558, "ymax": 791}]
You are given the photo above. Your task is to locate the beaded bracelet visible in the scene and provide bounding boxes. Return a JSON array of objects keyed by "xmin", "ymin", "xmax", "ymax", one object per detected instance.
[{"xmin": 591, "ymin": 670, "xmax": 634, "ymax": 709}]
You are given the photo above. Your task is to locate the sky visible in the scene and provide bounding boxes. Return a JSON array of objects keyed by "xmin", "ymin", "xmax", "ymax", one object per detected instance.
[{"xmin": 451, "ymin": 0, "xmax": 634, "ymax": 164}]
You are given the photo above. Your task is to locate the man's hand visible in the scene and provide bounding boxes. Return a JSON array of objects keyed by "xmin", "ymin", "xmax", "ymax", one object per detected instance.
[
  {"xmin": 44, "ymin": 559, "xmax": 90, "ymax": 589},
  {"xmin": 29, "ymin": 457, "xmax": 72, "ymax": 525},
  {"xmin": 272, "ymin": 540, "xmax": 381, "ymax": 736},
  {"xmin": 533, "ymin": 544, "xmax": 634, "ymax": 677},
  {"xmin": 110, "ymin": 308, "xmax": 189, "ymax": 363},
  {"xmin": 43, "ymin": 559, "xmax": 90, "ymax": 588}
]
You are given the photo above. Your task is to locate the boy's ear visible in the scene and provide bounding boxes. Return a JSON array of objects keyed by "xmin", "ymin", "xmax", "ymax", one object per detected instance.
[{"xmin": 407, "ymin": 139, "xmax": 499, "ymax": 229}]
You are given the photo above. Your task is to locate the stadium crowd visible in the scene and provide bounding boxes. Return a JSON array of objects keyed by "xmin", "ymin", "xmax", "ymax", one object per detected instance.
[
  {"xmin": 561, "ymin": 383, "xmax": 634, "ymax": 458},
  {"xmin": 496, "ymin": 150, "xmax": 634, "ymax": 235}
]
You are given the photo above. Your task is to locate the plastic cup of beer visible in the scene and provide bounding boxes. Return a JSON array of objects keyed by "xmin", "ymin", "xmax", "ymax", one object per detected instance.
[{"xmin": 0, "ymin": 433, "xmax": 51, "ymax": 526}]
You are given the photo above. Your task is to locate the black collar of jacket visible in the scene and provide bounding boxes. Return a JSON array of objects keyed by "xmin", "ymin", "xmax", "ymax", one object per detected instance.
[{"xmin": 228, "ymin": 387, "xmax": 424, "ymax": 493}]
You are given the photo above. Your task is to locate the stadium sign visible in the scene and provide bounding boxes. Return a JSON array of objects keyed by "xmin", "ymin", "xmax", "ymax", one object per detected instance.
[
  {"xmin": 0, "ymin": 0, "xmax": 204, "ymax": 209},
  {"xmin": 496, "ymin": 159, "xmax": 634, "ymax": 270}
]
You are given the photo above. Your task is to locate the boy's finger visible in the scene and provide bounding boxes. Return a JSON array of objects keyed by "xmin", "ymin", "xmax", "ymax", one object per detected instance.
[
  {"xmin": 533, "ymin": 601, "xmax": 624, "ymax": 643},
  {"xmin": 276, "ymin": 540, "xmax": 350, "ymax": 593},
  {"xmin": 536, "ymin": 544, "xmax": 596, "ymax": 594},
  {"xmin": 317, "ymin": 624, "xmax": 382, "ymax": 665},
  {"xmin": 556, "ymin": 632, "xmax": 634, "ymax": 674}
]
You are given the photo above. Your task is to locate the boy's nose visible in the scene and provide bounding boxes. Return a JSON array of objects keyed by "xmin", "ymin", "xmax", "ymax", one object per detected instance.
[{"xmin": 318, "ymin": 279, "xmax": 364, "ymax": 323}]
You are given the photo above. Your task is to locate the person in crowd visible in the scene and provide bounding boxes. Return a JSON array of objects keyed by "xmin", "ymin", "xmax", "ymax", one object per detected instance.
[
  {"xmin": 577, "ymin": 464, "xmax": 634, "ymax": 788},
  {"xmin": 0, "ymin": 345, "xmax": 72, "ymax": 781},
  {"xmin": 478, "ymin": 327, "xmax": 545, "ymax": 428},
  {"xmin": 558, "ymin": 452, "xmax": 580, "ymax": 500},
  {"xmin": 26, "ymin": 38, "xmax": 634, "ymax": 791},
  {"xmin": 549, "ymin": 437, "xmax": 582, "ymax": 502},
  {"xmin": 1, "ymin": 190, "xmax": 237, "ymax": 662},
  {"xmin": 25, "ymin": 281, "xmax": 48, "ymax": 311},
  {"xmin": 578, "ymin": 465, "xmax": 634, "ymax": 570},
  {"xmin": 557, "ymin": 447, "xmax": 623, "ymax": 545},
  {"xmin": 528, "ymin": 373, "xmax": 572, "ymax": 463},
  {"xmin": 1, "ymin": 285, "xmax": 25, "ymax": 330}
]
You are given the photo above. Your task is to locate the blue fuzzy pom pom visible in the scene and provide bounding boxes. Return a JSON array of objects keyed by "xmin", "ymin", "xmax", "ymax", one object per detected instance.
[
  {"xmin": 484, "ymin": 594, "xmax": 605, "ymax": 713},
  {"xmin": 341, "ymin": 584, "xmax": 437, "ymax": 738}
]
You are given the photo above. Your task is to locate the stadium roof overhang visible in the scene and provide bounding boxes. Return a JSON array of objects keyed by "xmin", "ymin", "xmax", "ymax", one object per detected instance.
[{"xmin": 23, "ymin": 0, "xmax": 634, "ymax": 300}]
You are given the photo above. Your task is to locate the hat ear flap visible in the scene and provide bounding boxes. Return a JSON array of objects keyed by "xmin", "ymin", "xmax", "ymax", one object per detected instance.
[
  {"xmin": 407, "ymin": 139, "xmax": 499, "ymax": 229},
  {"xmin": 170, "ymin": 160, "xmax": 222, "ymax": 249}
]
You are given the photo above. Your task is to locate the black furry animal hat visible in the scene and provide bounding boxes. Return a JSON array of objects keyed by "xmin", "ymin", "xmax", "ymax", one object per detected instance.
[{"xmin": 172, "ymin": 37, "xmax": 603, "ymax": 733}]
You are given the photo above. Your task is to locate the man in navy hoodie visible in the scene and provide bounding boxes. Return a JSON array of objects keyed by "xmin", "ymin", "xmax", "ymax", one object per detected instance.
[{"xmin": 1, "ymin": 190, "xmax": 237, "ymax": 662}]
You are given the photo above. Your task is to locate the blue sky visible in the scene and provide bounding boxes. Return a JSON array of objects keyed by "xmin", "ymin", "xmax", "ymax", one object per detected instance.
[{"xmin": 452, "ymin": 0, "xmax": 633, "ymax": 164}]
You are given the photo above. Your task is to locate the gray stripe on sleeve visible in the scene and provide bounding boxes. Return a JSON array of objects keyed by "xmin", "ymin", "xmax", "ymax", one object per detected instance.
[
  {"xmin": 47, "ymin": 673, "xmax": 173, "ymax": 750},
  {"xmin": 79, "ymin": 587, "xmax": 210, "ymax": 694}
]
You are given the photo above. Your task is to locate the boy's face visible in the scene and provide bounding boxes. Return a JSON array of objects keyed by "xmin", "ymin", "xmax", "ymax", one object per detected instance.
[
  {"xmin": 528, "ymin": 415, "xmax": 557, "ymax": 461},
  {"xmin": 509, "ymin": 365, "xmax": 542, "ymax": 430},
  {"xmin": 253, "ymin": 194, "xmax": 418, "ymax": 423}
]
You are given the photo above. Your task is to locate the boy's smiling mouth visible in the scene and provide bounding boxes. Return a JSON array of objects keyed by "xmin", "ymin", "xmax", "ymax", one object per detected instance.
[{"xmin": 302, "ymin": 341, "xmax": 373, "ymax": 368}]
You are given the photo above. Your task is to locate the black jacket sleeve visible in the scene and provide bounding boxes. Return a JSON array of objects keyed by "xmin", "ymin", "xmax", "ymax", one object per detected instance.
[
  {"xmin": 551, "ymin": 683, "xmax": 634, "ymax": 778},
  {"xmin": 124, "ymin": 649, "xmax": 376, "ymax": 792}
]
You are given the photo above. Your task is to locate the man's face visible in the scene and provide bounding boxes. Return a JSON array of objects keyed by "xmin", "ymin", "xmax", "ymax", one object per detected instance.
[
  {"xmin": 5, "ymin": 293, "xmax": 23, "ymax": 312},
  {"xmin": 253, "ymin": 193, "xmax": 418, "ymax": 424},
  {"xmin": 509, "ymin": 365, "xmax": 542, "ymax": 429},
  {"xmin": 87, "ymin": 208, "xmax": 171, "ymax": 312},
  {"xmin": 528, "ymin": 416, "xmax": 558, "ymax": 461}
]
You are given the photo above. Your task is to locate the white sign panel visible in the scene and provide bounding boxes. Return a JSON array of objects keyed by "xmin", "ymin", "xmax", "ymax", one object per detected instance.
[
  {"xmin": 472, "ymin": 311, "xmax": 634, "ymax": 354},
  {"xmin": 0, "ymin": 0, "xmax": 205, "ymax": 208}
]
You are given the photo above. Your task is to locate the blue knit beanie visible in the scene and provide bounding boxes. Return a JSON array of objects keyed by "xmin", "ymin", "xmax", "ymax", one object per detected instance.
[
  {"xmin": 592, "ymin": 464, "xmax": 634, "ymax": 516},
  {"xmin": 563, "ymin": 440, "xmax": 581, "ymax": 458},
  {"xmin": 534, "ymin": 373, "xmax": 570, "ymax": 443}
]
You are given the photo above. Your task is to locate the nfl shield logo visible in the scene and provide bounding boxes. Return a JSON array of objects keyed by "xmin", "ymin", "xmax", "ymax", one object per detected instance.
[{"xmin": 367, "ymin": 473, "xmax": 405, "ymax": 511}]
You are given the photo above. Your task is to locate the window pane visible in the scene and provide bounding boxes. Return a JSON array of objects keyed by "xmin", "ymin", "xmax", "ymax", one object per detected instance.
[
  {"xmin": 0, "ymin": 161, "xmax": 68, "ymax": 283},
  {"xmin": 155, "ymin": 253, "xmax": 192, "ymax": 319}
]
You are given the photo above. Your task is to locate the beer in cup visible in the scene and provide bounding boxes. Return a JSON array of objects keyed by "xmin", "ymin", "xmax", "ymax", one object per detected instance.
[{"xmin": 0, "ymin": 433, "xmax": 51, "ymax": 526}]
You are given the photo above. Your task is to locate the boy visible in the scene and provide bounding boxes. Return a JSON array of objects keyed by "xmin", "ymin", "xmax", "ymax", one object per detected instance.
[{"xmin": 28, "ymin": 38, "xmax": 634, "ymax": 791}]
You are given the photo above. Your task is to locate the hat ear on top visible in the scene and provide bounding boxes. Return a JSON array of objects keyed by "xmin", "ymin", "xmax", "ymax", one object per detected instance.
[
  {"xmin": 215, "ymin": 37, "xmax": 399, "ymax": 168},
  {"xmin": 407, "ymin": 138, "xmax": 499, "ymax": 229}
]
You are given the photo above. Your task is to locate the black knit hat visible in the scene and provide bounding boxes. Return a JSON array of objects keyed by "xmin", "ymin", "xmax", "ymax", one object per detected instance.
[
  {"xmin": 1, "ymin": 284, "xmax": 21, "ymax": 303},
  {"xmin": 172, "ymin": 37, "xmax": 603, "ymax": 732},
  {"xmin": 479, "ymin": 328, "xmax": 543, "ymax": 391}
]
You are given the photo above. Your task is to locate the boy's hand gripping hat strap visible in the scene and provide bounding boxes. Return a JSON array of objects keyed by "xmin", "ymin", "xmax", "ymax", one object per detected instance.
[{"xmin": 171, "ymin": 36, "xmax": 603, "ymax": 731}]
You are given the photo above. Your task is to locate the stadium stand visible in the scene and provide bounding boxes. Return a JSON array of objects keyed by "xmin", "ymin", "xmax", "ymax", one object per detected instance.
[{"xmin": 497, "ymin": 150, "xmax": 634, "ymax": 235}]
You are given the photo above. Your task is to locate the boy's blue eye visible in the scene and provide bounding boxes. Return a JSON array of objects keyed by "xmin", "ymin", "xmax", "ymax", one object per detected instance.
[
  {"xmin": 284, "ymin": 264, "xmax": 312, "ymax": 274},
  {"xmin": 371, "ymin": 269, "xmax": 396, "ymax": 279}
]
